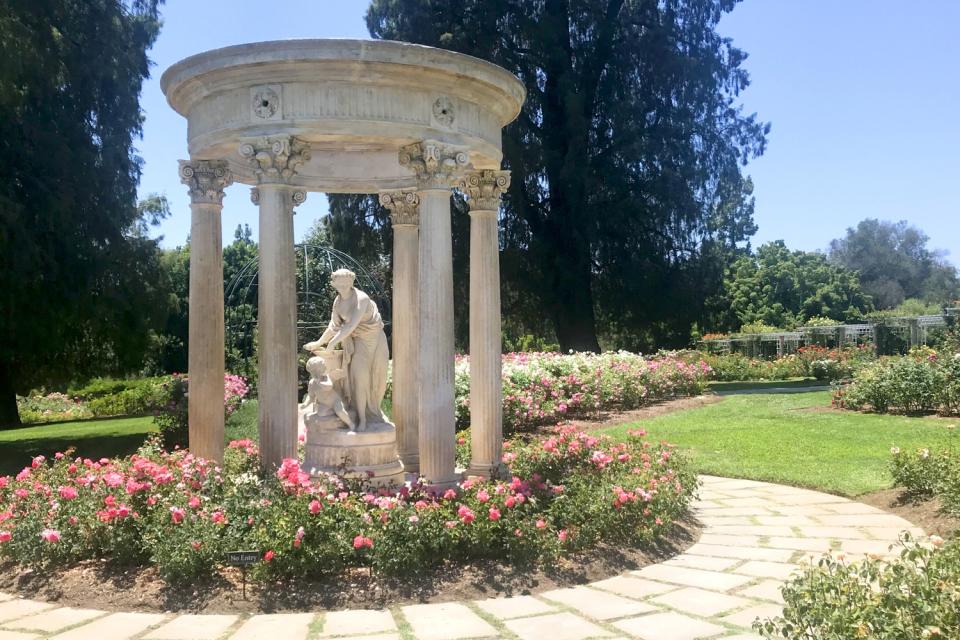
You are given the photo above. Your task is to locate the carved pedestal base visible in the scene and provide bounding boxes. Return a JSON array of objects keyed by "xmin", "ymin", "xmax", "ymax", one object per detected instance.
[{"xmin": 302, "ymin": 419, "xmax": 406, "ymax": 487}]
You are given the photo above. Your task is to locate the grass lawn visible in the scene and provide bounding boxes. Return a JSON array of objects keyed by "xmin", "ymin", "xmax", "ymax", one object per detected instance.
[
  {"xmin": 602, "ymin": 391, "xmax": 960, "ymax": 497},
  {"xmin": 0, "ymin": 416, "xmax": 156, "ymax": 475}
]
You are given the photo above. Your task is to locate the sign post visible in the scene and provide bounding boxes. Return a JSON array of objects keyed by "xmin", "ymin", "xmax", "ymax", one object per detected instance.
[{"xmin": 224, "ymin": 550, "xmax": 260, "ymax": 598}]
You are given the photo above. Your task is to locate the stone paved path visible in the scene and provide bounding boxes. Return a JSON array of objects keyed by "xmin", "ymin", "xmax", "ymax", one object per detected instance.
[{"xmin": 0, "ymin": 476, "xmax": 925, "ymax": 640}]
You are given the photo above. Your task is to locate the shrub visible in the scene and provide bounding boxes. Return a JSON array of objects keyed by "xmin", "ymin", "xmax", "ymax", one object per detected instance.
[
  {"xmin": 0, "ymin": 426, "xmax": 696, "ymax": 585},
  {"xmin": 755, "ymin": 535, "xmax": 959, "ymax": 639},
  {"xmin": 16, "ymin": 393, "xmax": 92, "ymax": 424},
  {"xmin": 890, "ymin": 445, "xmax": 960, "ymax": 514},
  {"xmin": 454, "ymin": 352, "xmax": 710, "ymax": 434},
  {"xmin": 838, "ymin": 350, "xmax": 960, "ymax": 416},
  {"xmin": 69, "ymin": 377, "xmax": 169, "ymax": 417}
]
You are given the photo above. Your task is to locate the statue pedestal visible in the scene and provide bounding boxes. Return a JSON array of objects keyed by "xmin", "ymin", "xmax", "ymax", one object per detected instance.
[{"xmin": 302, "ymin": 419, "xmax": 406, "ymax": 487}]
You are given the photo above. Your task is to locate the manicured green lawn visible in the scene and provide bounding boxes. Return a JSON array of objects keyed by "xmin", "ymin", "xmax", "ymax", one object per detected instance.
[
  {"xmin": 603, "ymin": 392, "xmax": 960, "ymax": 497},
  {"xmin": 0, "ymin": 416, "xmax": 156, "ymax": 475}
]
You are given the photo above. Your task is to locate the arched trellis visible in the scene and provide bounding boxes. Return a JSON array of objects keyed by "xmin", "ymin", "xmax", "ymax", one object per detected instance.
[{"xmin": 224, "ymin": 243, "xmax": 391, "ymax": 387}]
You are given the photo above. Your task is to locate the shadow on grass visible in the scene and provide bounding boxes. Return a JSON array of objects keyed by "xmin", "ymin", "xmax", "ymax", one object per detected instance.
[{"xmin": 0, "ymin": 433, "xmax": 151, "ymax": 476}]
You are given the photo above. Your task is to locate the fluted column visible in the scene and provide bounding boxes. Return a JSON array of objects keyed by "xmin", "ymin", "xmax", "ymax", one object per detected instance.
[
  {"xmin": 379, "ymin": 191, "xmax": 421, "ymax": 472},
  {"xmin": 179, "ymin": 159, "xmax": 232, "ymax": 462},
  {"xmin": 459, "ymin": 170, "xmax": 510, "ymax": 477},
  {"xmin": 399, "ymin": 141, "xmax": 470, "ymax": 486},
  {"xmin": 240, "ymin": 136, "xmax": 310, "ymax": 470}
]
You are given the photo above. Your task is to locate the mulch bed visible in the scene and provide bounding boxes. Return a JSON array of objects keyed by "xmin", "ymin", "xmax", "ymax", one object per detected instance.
[{"xmin": 0, "ymin": 518, "xmax": 700, "ymax": 614}]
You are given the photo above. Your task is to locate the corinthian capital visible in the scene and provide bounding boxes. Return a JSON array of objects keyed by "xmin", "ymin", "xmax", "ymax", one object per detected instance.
[
  {"xmin": 379, "ymin": 191, "xmax": 420, "ymax": 227},
  {"xmin": 179, "ymin": 159, "xmax": 232, "ymax": 205},
  {"xmin": 458, "ymin": 170, "xmax": 511, "ymax": 212},
  {"xmin": 239, "ymin": 135, "xmax": 311, "ymax": 184},
  {"xmin": 398, "ymin": 140, "xmax": 470, "ymax": 190}
]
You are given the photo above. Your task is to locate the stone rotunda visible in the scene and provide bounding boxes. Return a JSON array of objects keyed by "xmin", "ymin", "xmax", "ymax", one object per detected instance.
[{"xmin": 161, "ymin": 39, "xmax": 525, "ymax": 485}]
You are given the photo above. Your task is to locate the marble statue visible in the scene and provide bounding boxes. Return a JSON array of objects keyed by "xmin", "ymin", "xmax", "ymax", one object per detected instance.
[
  {"xmin": 303, "ymin": 268, "xmax": 390, "ymax": 432},
  {"xmin": 301, "ymin": 355, "xmax": 354, "ymax": 432}
]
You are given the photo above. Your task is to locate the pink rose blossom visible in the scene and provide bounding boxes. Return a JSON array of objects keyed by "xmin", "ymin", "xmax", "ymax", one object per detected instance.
[{"xmin": 41, "ymin": 528, "xmax": 61, "ymax": 543}]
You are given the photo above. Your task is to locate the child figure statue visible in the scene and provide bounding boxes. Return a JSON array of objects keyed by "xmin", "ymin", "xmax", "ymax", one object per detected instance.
[{"xmin": 302, "ymin": 355, "xmax": 354, "ymax": 432}]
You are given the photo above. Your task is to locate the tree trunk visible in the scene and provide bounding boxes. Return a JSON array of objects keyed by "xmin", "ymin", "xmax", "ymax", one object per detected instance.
[
  {"xmin": 548, "ymin": 232, "xmax": 601, "ymax": 353},
  {"xmin": 0, "ymin": 369, "xmax": 21, "ymax": 427}
]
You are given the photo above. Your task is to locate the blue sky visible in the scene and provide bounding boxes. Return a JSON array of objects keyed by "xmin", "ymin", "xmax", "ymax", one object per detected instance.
[{"xmin": 139, "ymin": 1, "xmax": 960, "ymax": 265}]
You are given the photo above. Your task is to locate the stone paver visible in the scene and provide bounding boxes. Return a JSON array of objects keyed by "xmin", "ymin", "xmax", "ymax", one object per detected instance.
[
  {"xmin": 401, "ymin": 603, "xmax": 497, "ymax": 640},
  {"xmin": 721, "ymin": 603, "xmax": 784, "ymax": 629},
  {"xmin": 48, "ymin": 613, "xmax": 166, "ymax": 640},
  {"xmin": 144, "ymin": 614, "xmax": 237, "ymax": 640},
  {"xmin": 5, "ymin": 608, "xmax": 104, "ymax": 633},
  {"xmin": 0, "ymin": 601, "xmax": 55, "ymax": 625},
  {"xmin": 589, "ymin": 576, "xmax": 677, "ymax": 599},
  {"xmin": 320, "ymin": 610, "xmax": 396, "ymax": 636},
  {"xmin": 542, "ymin": 586, "xmax": 657, "ymax": 620},
  {"xmin": 230, "ymin": 614, "xmax": 314, "ymax": 640},
  {"xmin": 736, "ymin": 580, "xmax": 785, "ymax": 604},
  {"xmin": 733, "ymin": 560, "xmax": 799, "ymax": 580},
  {"xmin": 663, "ymin": 554, "xmax": 741, "ymax": 572},
  {"xmin": 504, "ymin": 612, "xmax": 613, "ymax": 640},
  {"xmin": 474, "ymin": 595, "xmax": 557, "ymax": 620},
  {"xmin": 635, "ymin": 564, "xmax": 754, "ymax": 592},
  {"xmin": 650, "ymin": 587, "xmax": 750, "ymax": 617},
  {"xmin": 613, "ymin": 611, "xmax": 726, "ymax": 639},
  {"xmin": 0, "ymin": 476, "xmax": 931, "ymax": 640},
  {"xmin": 0, "ymin": 631, "xmax": 41, "ymax": 640}
]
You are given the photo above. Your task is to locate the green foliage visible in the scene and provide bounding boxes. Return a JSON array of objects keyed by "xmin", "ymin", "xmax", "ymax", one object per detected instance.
[
  {"xmin": 867, "ymin": 298, "xmax": 946, "ymax": 319},
  {"xmin": 756, "ymin": 536, "xmax": 959, "ymax": 639},
  {"xmin": 152, "ymin": 375, "xmax": 189, "ymax": 449},
  {"xmin": 349, "ymin": 0, "xmax": 769, "ymax": 352},
  {"xmin": 692, "ymin": 346, "xmax": 875, "ymax": 383},
  {"xmin": 890, "ymin": 446, "xmax": 960, "ymax": 510},
  {"xmin": 16, "ymin": 393, "xmax": 92, "ymax": 424},
  {"xmin": 0, "ymin": 0, "xmax": 167, "ymax": 425},
  {"xmin": 715, "ymin": 241, "xmax": 873, "ymax": 330},
  {"xmin": 837, "ymin": 350, "xmax": 960, "ymax": 415},
  {"xmin": 829, "ymin": 219, "xmax": 960, "ymax": 309},
  {"xmin": 69, "ymin": 377, "xmax": 168, "ymax": 417}
]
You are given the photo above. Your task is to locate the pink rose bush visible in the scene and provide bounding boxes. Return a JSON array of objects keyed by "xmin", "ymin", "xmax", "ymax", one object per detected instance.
[
  {"xmin": 454, "ymin": 351, "xmax": 710, "ymax": 434},
  {"xmin": 0, "ymin": 428, "xmax": 694, "ymax": 585}
]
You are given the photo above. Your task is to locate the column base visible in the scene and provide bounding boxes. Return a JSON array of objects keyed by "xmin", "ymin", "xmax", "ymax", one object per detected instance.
[
  {"xmin": 398, "ymin": 452, "xmax": 420, "ymax": 474},
  {"xmin": 466, "ymin": 462, "xmax": 510, "ymax": 480},
  {"xmin": 418, "ymin": 470, "xmax": 465, "ymax": 493}
]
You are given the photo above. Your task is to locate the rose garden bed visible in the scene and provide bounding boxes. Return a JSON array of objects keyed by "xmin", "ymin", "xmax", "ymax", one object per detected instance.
[{"xmin": 0, "ymin": 425, "xmax": 697, "ymax": 612}]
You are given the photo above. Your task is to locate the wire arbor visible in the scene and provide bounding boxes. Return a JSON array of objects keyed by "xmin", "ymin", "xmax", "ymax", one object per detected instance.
[{"xmin": 224, "ymin": 244, "xmax": 390, "ymax": 388}]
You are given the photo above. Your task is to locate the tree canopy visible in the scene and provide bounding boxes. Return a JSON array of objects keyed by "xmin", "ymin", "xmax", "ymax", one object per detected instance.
[
  {"xmin": 712, "ymin": 241, "xmax": 873, "ymax": 330},
  {"xmin": 329, "ymin": 0, "xmax": 768, "ymax": 352},
  {"xmin": 829, "ymin": 219, "xmax": 959, "ymax": 309},
  {"xmin": 0, "ymin": 0, "xmax": 166, "ymax": 424}
]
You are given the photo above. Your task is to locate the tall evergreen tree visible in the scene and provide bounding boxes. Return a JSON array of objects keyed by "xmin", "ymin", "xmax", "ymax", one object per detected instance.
[
  {"xmin": 0, "ymin": 0, "xmax": 166, "ymax": 424},
  {"xmin": 350, "ymin": 0, "xmax": 767, "ymax": 351}
]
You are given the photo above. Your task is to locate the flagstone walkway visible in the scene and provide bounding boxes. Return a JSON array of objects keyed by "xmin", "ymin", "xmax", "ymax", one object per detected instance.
[{"xmin": 0, "ymin": 476, "xmax": 925, "ymax": 640}]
